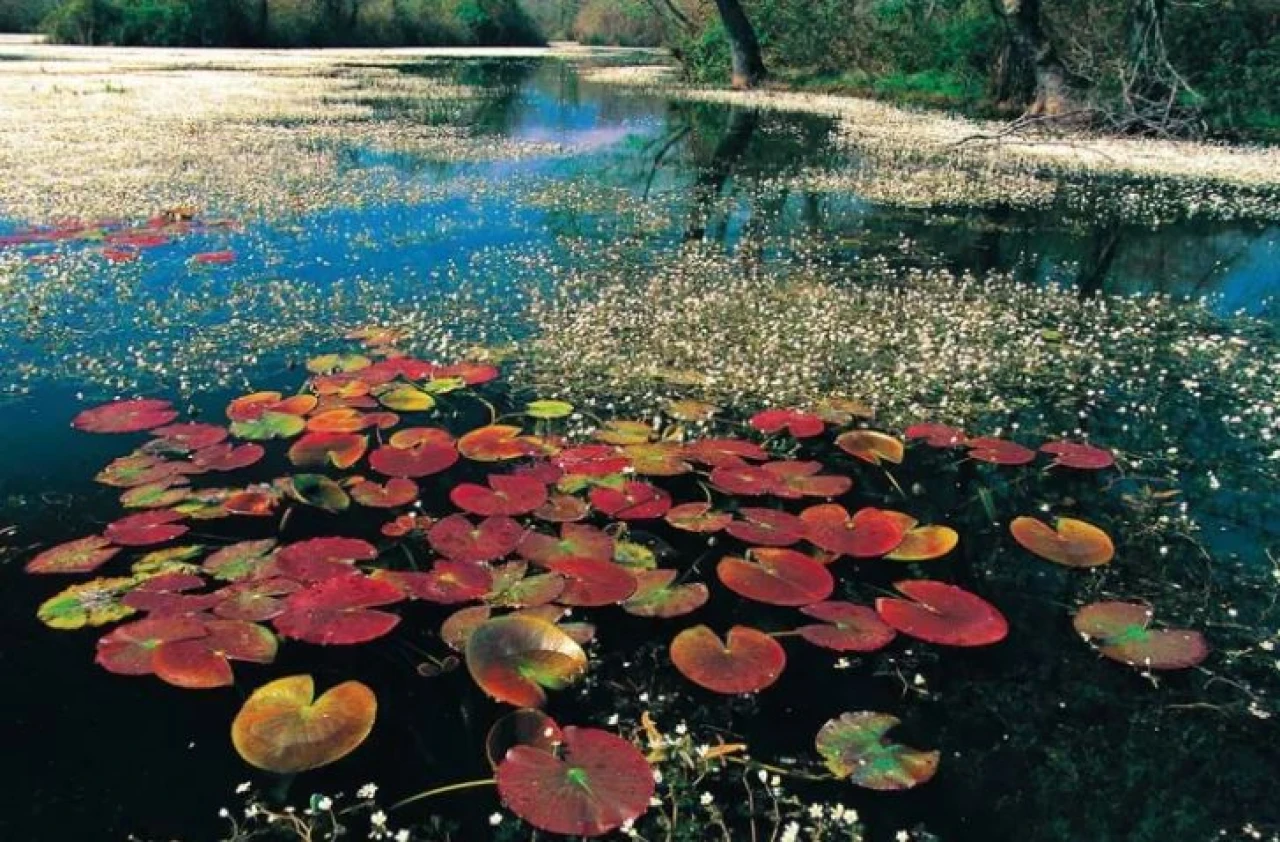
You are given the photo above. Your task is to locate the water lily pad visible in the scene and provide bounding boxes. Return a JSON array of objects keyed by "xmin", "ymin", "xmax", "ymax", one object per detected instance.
[
  {"xmin": 435, "ymin": 361, "xmax": 499, "ymax": 385},
  {"xmin": 485, "ymin": 708, "xmax": 564, "ymax": 768},
  {"xmin": 73, "ymin": 399, "xmax": 178, "ymax": 434},
  {"xmin": 231, "ymin": 675, "xmax": 377, "ymax": 773},
  {"xmin": 669, "ymin": 625, "xmax": 786, "ymax": 694},
  {"xmin": 1009, "ymin": 516, "xmax": 1114, "ymax": 568},
  {"xmin": 307, "ymin": 353, "xmax": 371, "ymax": 375},
  {"xmin": 120, "ymin": 480, "xmax": 192, "ymax": 510},
  {"xmin": 486, "ymin": 563, "xmax": 568, "ymax": 609},
  {"xmin": 495, "ymin": 726, "xmax": 654, "ymax": 837},
  {"xmin": 621, "ymin": 570, "xmax": 710, "ymax": 618},
  {"xmin": 349, "ymin": 477, "xmax": 419, "ymax": 508},
  {"xmin": 801, "ymin": 505, "xmax": 908, "ymax": 558},
  {"xmin": 97, "ymin": 453, "xmax": 187, "ymax": 487},
  {"xmin": 797, "ymin": 602, "xmax": 897, "ymax": 652},
  {"xmin": 526, "ymin": 400, "xmax": 574, "ymax": 419},
  {"xmin": 749, "ymin": 408, "xmax": 825, "ymax": 438},
  {"xmin": 533, "ymin": 493, "xmax": 591, "ymax": 523},
  {"xmin": 273, "ymin": 573, "xmax": 403, "ymax": 645},
  {"xmin": 624, "ymin": 443, "xmax": 692, "ymax": 477},
  {"xmin": 152, "ymin": 619, "xmax": 278, "ymax": 689},
  {"xmin": 594, "ymin": 420, "xmax": 653, "ymax": 445},
  {"xmin": 815, "ymin": 712, "xmax": 939, "ymax": 790},
  {"xmin": 202, "ymin": 539, "xmax": 278, "ymax": 582},
  {"xmin": 452, "ymin": 474, "xmax": 548, "ymax": 517},
  {"xmin": 717, "ymin": 549, "xmax": 834, "ymax": 606},
  {"xmin": 226, "ymin": 392, "xmax": 316, "ymax": 422},
  {"xmin": 274, "ymin": 537, "xmax": 378, "ymax": 582},
  {"xmin": 376, "ymin": 562, "xmax": 493, "ymax": 604},
  {"xmin": 369, "ymin": 438, "xmax": 459, "ymax": 479},
  {"xmin": 149, "ymin": 423, "xmax": 228, "ymax": 453},
  {"xmin": 459, "ymin": 425, "xmax": 537, "ymax": 462},
  {"xmin": 725, "ymin": 508, "xmax": 806, "ymax": 546},
  {"xmin": 684, "ymin": 438, "xmax": 769, "ymax": 467},
  {"xmin": 105, "ymin": 510, "xmax": 188, "ymax": 547},
  {"xmin": 465, "ymin": 614, "xmax": 588, "ymax": 707},
  {"xmin": 520, "ymin": 523, "xmax": 614, "ymax": 565},
  {"xmin": 377, "ymin": 385, "xmax": 436, "ymax": 412},
  {"xmin": 664, "ymin": 502, "xmax": 732, "ymax": 533},
  {"xmin": 191, "ymin": 442, "xmax": 265, "ymax": 472},
  {"xmin": 26, "ymin": 535, "xmax": 121, "ymax": 574},
  {"xmin": 1073, "ymin": 601, "xmax": 1208, "ymax": 669},
  {"xmin": 885, "ymin": 526, "xmax": 959, "ymax": 562},
  {"xmin": 280, "ymin": 474, "xmax": 350, "ymax": 513},
  {"xmin": 38, "ymin": 575, "xmax": 144, "ymax": 629},
  {"xmin": 555, "ymin": 445, "xmax": 629, "ymax": 477},
  {"xmin": 905, "ymin": 423, "xmax": 966, "ymax": 448},
  {"xmin": 441, "ymin": 605, "xmax": 492, "ymax": 651},
  {"xmin": 225, "ymin": 489, "xmax": 279, "ymax": 517},
  {"xmin": 836, "ymin": 430, "xmax": 905, "ymax": 465},
  {"xmin": 429, "ymin": 515, "xmax": 525, "ymax": 563},
  {"xmin": 876, "ymin": 580, "xmax": 1008, "ymax": 647},
  {"xmin": 1040, "ymin": 440, "xmax": 1115, "ymax": 469},
  {"xmin": 306, "ymin": 407, "xmax": 375, "ymax": 433},
  {"xmin": 213, "ymin": 578, "xmax": 302, "ymax": 622},
  {"xmin": 761, "ymin": 461, "xmax": 853, "ymax": 498},
  {"xmin": 589, "ymin": 481, "xmax": 671, "ymax": 520},
  {"xmin": 287, "ymin": 432, "xmax": 368, "ymax": 470},
  {"xmin": 966, "ymin": 437, "xmax": 1036, "ymax": 466},
  {"xmin": 95, "ymin": 615, "xmax": 208, "ymax": 675},
  {"xmin": 544, "ymin": 558, "xmax": 637, "ymax": 606}
]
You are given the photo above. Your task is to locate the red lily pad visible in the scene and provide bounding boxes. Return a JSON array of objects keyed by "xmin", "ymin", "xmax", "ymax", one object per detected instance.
[
  {"xmin": 670, "ymin": 625, "xmax": 786, "ymax": 694},
  {"xmin": 26, "ymin": 535, "xmax": 121, "ymax": 574},
  {"xmin": 202, "ymin": 539, "xmax": 277, "ymax": 582},
  {"xmin": 555, "ymin": 445, "xmax": 629, "ymax": 476},
  {"xmin": 105, "ymin": 510, "xmax": 188, "ymax": 547},
  {"xmin": 520, "ymin": 523, "xmax": 614, "ymax": 566},
  {"xmin": 95, "ymin": 615, "xmax": 208, "ymax": 675},
  {"xmin": 348, "ymin": 477, "xmax": 418, "ymax": 508},
  {"xmin": 749, "ymin": 408, "xmax": 825, "ymax": 438},
  {"xmin": 532, "ymin": 493, "xmax": 591, "ymax": 523},
  {"xmin": 96, "ymin": 453, "xmax": 187, "ymax": 488},
  {"xmin": 465, "ymin": 614, "xmax": 588, "ymax": 707},
  {"xmin": 232, "ymin": 675, "xmax": 377, "ymax": 773},
  {"xmin": 273, "ymin": 573, "xmax": 403, "ymax": 645},
  {"xmin": 801, "ymin": 504, "xmax": 908, "ymax": 558},
  {"xmin": 452, "ymin": 474, "xmax": 548, "ymax": 517},
  {"xmin": 287, "ymin": 432, "xmax": 368, "ymax": 470},
  {"xmin": 966, "ymin": 437, "xmax": 1036, "ymax": 466},
  {"xmin": 1073, "ymin": 601, "xmax": 1208, "ymax": 670},
  {"xmin": 120, "ymin": 480, "xmax": 192, "ymax": 510},
  {"xmin": 543, "ymin": 558, "xmax": 637, "ymax": 607},
  {"xmin": 148, "ymin": 423, "xmax": 228, "ymax": 453},
  {"xmin": 435, "ymin": 361, "xmax": 499, "ymax": 385},
  {"xmin": 369, "ymin": 439, "xmax": 459, "ymax": 478},
  {"xmin": 73, "ymin": 399, "xmax": 178, "ymax": 434},
  {"xmin": 684, "ymin": 437, "xmax": 769, "ymax": 467},
  {"xmin": 876, "ymin": 580, "xmax": 1008, "ymax": 647},
  {"xmin": 588, "ymin": 481, "xmax": 671, "ymax": 520},
  {"xmin": 486, "ymin": 563, "xmax": 568, "ymax": 609},
  {"xmin": 495, "ymin": 726, "xmax": 654, "ymax": 837},
  {"xmin": 485, "ymin": 708, "xmax": 565, "ymax": 768},
  {"xmin": 709, "ymin": 464, "xmax": 778, "ymax": 496},
  {"xmin": 815, "ymin": 712, "xmax": 939, "ymax": 791},
  {"xmin": 459, "ymin": 425, "xmax": 538, "ymax": 462},
  {"xmin": 1010, "ymin": 516, "xmax": 1114, "ymax": 568},
  {"xmin": 375, "ymin": 563, "xmax": 493, "ymax": 604},
  {"xmin": 213, "ymin": 578, "xmax": 301, "ymax": 622},
  {"xmin": 441, "ymin": 605, "xmax": 492, "ymax": 651},
  {"xmin": 192, "ymin": 250, "xmax": 236, "ymax": 265},
  {"xmin": 835, "ymin": 430, "xmax": 905, "ymax": 465},
  {"xmin": 1040, "ymin": 440, "xmax": 1115, "ymax": 470},
  {"xmin": 797, "ymin": 602, "xmax": 897, "ymax": 652},
  {"xmin": 761, "ymin": 461, "xmax": 853, "ymax": 498},
  {"xmin": 429, "ymin": 515, "xmax": 525, "ymax": 563},
  {"xmin": 905, "ymin": 423, "xmax": 966, "ymax": 448},
  {"xmin": 725, "ymin": 508, "xmax": 806, "ymax": 546},
  {"xmin": 624, "ymin": 443, "xmax": 691, "ymax": 477},
  {"xmin": 621, "ymin": 570, "xmax": 710, "ymax": 618},
  {"xmin": 274, "ymin": 537, "xmax": 378, "ymax": 582},
  {"xmin": 226, "ymin": 391, "xmax": 316, "ymax": 422},
  {"xmin": 885, "ymin": 526, "xmax": 960, "ymax": 562},
  {"xmin": 191, "ymin": 442, "xmax": 265, "ymax": 472},
  {"xmin": 717, "ymin": 549, "xmax": 834, "ymax": 606},
  {"xmin": 664, "ymin": 502, "xmax": 732, "ymax": 533},
  {"xmin": 152, "ymin": 619, "xmax": 278, "ymax": 689}
]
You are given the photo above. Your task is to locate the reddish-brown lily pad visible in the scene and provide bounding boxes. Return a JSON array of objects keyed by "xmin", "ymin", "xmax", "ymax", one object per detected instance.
[
  {"xmin": 349, "ymin": 477, "xmax": 419, "ymax": 508},
  {"xmin": 465, "ymin": 614, "xmax": 588, "ymax": 707},
  {"xmin": 459, "ymin": 425, "xmax": 538, "ymax": 462},
  {"xmin": 26, "ymin": 535, "xmax": 121, "ymax": 574},
  {"xmin": 191, "ymin": 442, "xmax": 265, "ymax": 472},
  {"xmin": 273, "ymin": 574, "xmax": 403, "ymax": 645},
  {"xmin": 152, "ymin": 619, "xmax": 278, "ymax": 689},
  {"xmin": 717, "ymin": 549, "xmax": 834, "ymax": 606},
  {"xmin": 287, "ymin": 432, "xmax": 368, "ymax": 470},
  {"xmin": 429, "ymin": 515, "xmax": 525, "ymax": 564},
  {"xmin": 801, "ymin": 504, "xmax": 908, "ymax": 558},
  {"xmin": 588, "ymin": 481, "xmax": 672, "ymax": 520},
  {"xmin": 669, "ymin": 625, "xmax": 786, "ymax": 694},
  {"xmin": 520, "ymin": 523, "xmax": 614, "ymax": 566},
  {"xmin": 73, "ymin": 399, "xmax": 178, "ymax": 434},
  {"xmin": 375, "ymin": 563, "xmax": 493, "ymax": 604},
  {"xmin": 876, "ymin": 580, "xmax": 1008, "ymax": 647},
  {"xmin": 1009, "ymin": 516, "xmax": 1114, "ymax": 568},
  {"xmin": 274, "ymin": 537, "xmax": 378, "ymax": 582},
  {"xmin": 452, "ymin": 474, "xmax": 548, "ymax": 517},
  {"xmin": 495, "ymin": 726, "xmax": 654, "ymax": 837},
  {"xmin": 231, "ymin": 675, "xmax": 377, "ymax": 773},
  {"xmin": 815, "ymin": 712, "xmax": 939, "ymax": 791},
  {"xmin": 885, "ymin": 526, "xmax": 959, "ymax": 562},
  {"xmin": 835, "ymin": 430, "xmax": 905, "ymax": 465},
  {"xmin": 725, "ymin": 508, "xmax": 806, "ymax": 547},
  {"xmin": 683, "ymin": 437, "xmax": 769, "ymax": 468},
  {"xmin": 749, "ymin": 408, "xmax": 825, "ymax": 438},
  {"xmin": 621, "ymin": 570, "xmax": 710, "ymax": 618},
  {"xmin": 95, "ymin": 615, "xmax": 208, "ymax": 675},
  {"xmin": 105, "ymin": 510, "xmax": 188, "ymax": 547},
  {"xmin": 905, "ymin": 423, "xmax": 966, "ymax": 448},
  {"xmin": 664, "ymin": 502, "xmax": 732, "ymax": 534},
  {"xmin": 1040, "ymin": 440, "xmax": 1115, "ymax": 470},
  {"xmin": 798, "ymin": 602, "xmax": 897, "ymax": 652},
  {"xmin": 369, "ymin": 439, "xmax": 459, "ymax": 478},
  {"xmin": 544, "ymin": 558, "xmax": 637, "ymax": 607},
  {"xmin": 148, "ymin": 423, "xmax": 228, "ymax": 453},
  {"xmin": 485, "ymin": 708, "xmax": 565, "ymax": 768},
  {"xmin": 966, "ymin": 437, "xmax": 1036, "ymax": 466},
  {"xmin": 1073, "ymin": 601, "xmax": 1208, "ymax": 670}
]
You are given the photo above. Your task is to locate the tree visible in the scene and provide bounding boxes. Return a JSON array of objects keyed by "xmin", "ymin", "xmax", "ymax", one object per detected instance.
[
  {"xmin": 995, "ymin": 0, "xmax": 1077, "ymax": 116},
  {"xmin": 713, "ymin": 0, "xmax": 766, "ymax": 89}
]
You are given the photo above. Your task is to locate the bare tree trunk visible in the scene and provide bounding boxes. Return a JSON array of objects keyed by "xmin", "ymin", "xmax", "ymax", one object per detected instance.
[
  {"xmin": 999, "ymin": 0, "xmax": 1077, "ymax": 116},
  {"xmin": 713, "ymin": 0, "xmax": 767, "ymax": 89}
]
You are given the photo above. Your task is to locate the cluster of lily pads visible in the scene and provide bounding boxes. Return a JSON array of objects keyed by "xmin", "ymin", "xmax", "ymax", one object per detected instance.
[
  {"xmin": 0, "ymin": 209, "xmax": 239, "ymax": 266},
  {"xmin": 26, "ymin": 331, "xmax": 1209, "ymax": 837}
]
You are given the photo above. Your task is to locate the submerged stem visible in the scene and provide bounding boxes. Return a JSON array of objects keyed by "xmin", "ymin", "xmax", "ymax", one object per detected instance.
[{"xmin": 390, "ymin": 778, "xmax": 496, "ymax": 811}]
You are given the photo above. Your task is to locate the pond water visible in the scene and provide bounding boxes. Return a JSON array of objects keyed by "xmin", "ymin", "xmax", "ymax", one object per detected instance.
[{"xmin": 1, "ymin": 54, "xmax": 1278, "ymax": 842}]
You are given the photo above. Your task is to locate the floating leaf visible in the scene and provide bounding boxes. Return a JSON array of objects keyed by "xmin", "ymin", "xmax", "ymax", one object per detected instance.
[
  {"xmin": 281, "ymin": 475, "xmax": 350, "ymax": 513},
  {"xmin": 555, "ymin": 445, "xmax": 629, "ymax": 477},
  {"xmin": 377, "ymin": 385, "xmax": 436, "ymax": 413},
  {"xmin": 226, "ymin": 392, "xmax": 316, "ymax": 422},
  {"xmin": 378, "ymin": 562, "xmax": 493, "ymax": 604},
  {"xmin": 121, "ymin": 480, "xmax": 192, "ymax": 509},
  {"xmin": 452, "ymin": 474, "xmax": 548, "ymax": 517},
  {"xmin": 485, "ymin": 708, "xmax": 564, "ymax": 768},
  {"xmin": 905, "ymin": 423, "xmax": 966, "ymax": 448},
  {"xmin": 95, "ymin": 615, "xmax": 207, "ymax": 675},
  {"xmin": 664, "ymin": 502, "xmax": 732, "ymax": 534},
  {"xmin": 718, "ymin": 549, "xmax": 834, "ymax": 606},
  {"xmin": 149, "ymin": 423, "xmax": 228, "ymax": 453},
  {"xmin": 885, "ymin": 526, "xmax": 959, "ymax": 562},
  {"xmin": 369, "ymin": 438, "xmax": 459, "ymax": 479},
  {"xmin": 97, "ymin": 453, "xmax": 187, "ymax": 488},
  {"xmin": 624, "ymin": 443, "xmax": 691, "ymax": 477},
  {"xmin": 761, "ymin": 461, "xmax": 853, "ymax": 499},
  {"xmin": 273, "ymin": 574, "xmax": 403, "ymax": 645},
  {"xmin": 214, "ymin": 578, "xmax": 301, "ymax": 622},
  {"xmin": 815, "ymin": 712, "xmax": 939, "ymax": 791},
  {"xmin": 230, "ymin": 411, "xmax": 307, "ymax": 441},
  {"xmin": 835, "ymin": 430, "xmax": 904, "ymax": 465},
  {"xmin": 495, "ymin": 726, "xmax": 654, "ymax": 837},
  {"xmin": 191, "ymin": 442, "xmax": 265, "ymax": 472},
  {"xmin": 589, "ymin": 481, "xmax": 671, "ymax": 520},
  {"xmin": 594, "ymin": 420, "xmax": 653, "ymax": 445},
  {"xmin": 307, "ymin": 353, "xmax": 371, "ymax": 375},
  {"xmin": 349, "ymin": 477, "xmax": 419, "ymax": 508},
  {"xmin": 684, "ymin": 438, "xmax": 769, "ymax": 467},
  {"xmin": 1009, "ymin": 516, "xmax": 1114, "ymax": 568},
  {"xmin": 621, "ymin": 570, "xmax": 709, "ymax": 618},
  {"xmin": 520, "ymin": 523, "xmax": 613, "ymax": 566},
  {"xmin": 544, "ymin": 558, "xmax": 637, "ymax": 607},
  {"xmin": 274, "ymin": 537, "xmax": 378, "ymax": 582},
  {"xmin": 526, "ymin": 400, "xmax": 574, "ymax": 419},
  {"xmin": 801, "ymin": 505, "xmax": 907, "ymax": 558},
  {"xmin": 287, "ymin": 432, "xmax": 368, "ymax": 470},
  {"xmin": 441, "ymin": 605, "xmax": 492, "ymax": 651},
  {"xmin": 38, "ymin": 575, "xmax": 143, "ymax": 629},
  {"xmin": 533, "ymin": 493, "xmax": 591, "ymax": 523},
  {"xmin": 486, "ymin": 563, "xmax": 568, "ymax": 609},
  {"xmin": 725, "ymin": 508, "xmax": 806, "ymax": 547},
  {"xmin": 1073, "ymin": 602, "xmax": 1208, "ymax": 670},
  {"xmin": 429, "ymin": 515, "xmax": 525, "ymax": 564},
  {"xmin": 1040, "ymin": 440, "xmax": 1115, "ymax": 470},
  {"xmin": 669, "ymin": 625, "xmax": 786, "ymax": 694},
  {"xmin": 153, "ymin": 619, "xmax": 278, "ymax": 689},
  {"xmin": 876, "ymin": 580, "xmax": 1008, "ymax": 647},
  {"xmin": 749, "ymin": 408, "xmax": 825, "ymax": 438},
  {"xmin": 966, "ymin": 437, "xmax": 1036, "ymax": 466},
  {"xmin": 459, "ymin": 425, "xmax": 537, "ymax": 462},
  {"xmin": 202, "ymin": 539, "xmax": 278, "ymax": 582},
  {"xmin": 465, "ymin": 614, "xmax": 588, "ymax": 707},
  {"xmin": 26, "ymin": 535, "xmax": 121, "ymax": 574},
  {"xmin": 797, "ymin": 602, "xmax": 896, "ymax": 652},
  {"xmin": 105, "ymin": 510, "xmax": 188, "ymax": 547},
  {"xmin": 72, "ymin": 399, "xmax": 177, "ymax": 434},
  {"xmin": 232, "ymin": 675, "xmax": 377, "ymax": 773}
]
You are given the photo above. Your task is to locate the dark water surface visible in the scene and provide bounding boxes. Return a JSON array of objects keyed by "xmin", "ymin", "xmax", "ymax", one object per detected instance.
[{"xmin": 1, "ymin": 57, "xmax": 1278, "ymax": 842}]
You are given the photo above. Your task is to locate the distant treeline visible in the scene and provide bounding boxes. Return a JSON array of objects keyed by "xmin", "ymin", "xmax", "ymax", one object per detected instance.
[{"xmin": 9, "ymin": 0, "xmax": 542, "ymax": 47}]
